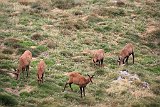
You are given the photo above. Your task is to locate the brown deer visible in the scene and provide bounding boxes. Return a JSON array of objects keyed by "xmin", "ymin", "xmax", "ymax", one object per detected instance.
[
  {"xmin": 37, "ymin": 60, "xmax": 46, "ymax": 84},
  {"xmin": 63, "ymin": 72, "xmax": 94, "ymax": 98},
  {"xmin": 83, "ymin": 49, "xmax": 105, "ymax": 66},
  {"xmin": 14, "ymin": 50, "xmax": 32, "ymax": 80},
  {"xmin": 118, "ymin": 43, "xmax": 134, "ymax": 65}
]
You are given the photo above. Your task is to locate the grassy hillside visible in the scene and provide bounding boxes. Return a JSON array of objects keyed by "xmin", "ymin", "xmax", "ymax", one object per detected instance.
[{"xmin": 0, "ymin": 0, "xmax": 160, "ymax": 106}]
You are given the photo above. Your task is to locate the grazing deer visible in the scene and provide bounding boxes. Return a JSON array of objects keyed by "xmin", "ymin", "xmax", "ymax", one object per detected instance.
[
  {"xmin": 14, "ymin": 50, "xmax": 32, "ymax": 80},
  {"xmin": 37, "ymin": 60, "xmax": 46, "ymax": 84},
  {"xmin": 118, "ymin": 43, "xmax": 134, "ymax": 65}
]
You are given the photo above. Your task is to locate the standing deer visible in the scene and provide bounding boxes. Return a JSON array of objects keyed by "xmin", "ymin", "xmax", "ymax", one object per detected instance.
[{"xmin": 63, "ymin": 72, "xmax": 94, "ymax": 98}]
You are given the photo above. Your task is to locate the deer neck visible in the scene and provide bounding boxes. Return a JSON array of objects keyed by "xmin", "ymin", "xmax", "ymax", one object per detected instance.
[{"xmin": 85, "ymin": 77, "xmax": 91, "ymax": 85}]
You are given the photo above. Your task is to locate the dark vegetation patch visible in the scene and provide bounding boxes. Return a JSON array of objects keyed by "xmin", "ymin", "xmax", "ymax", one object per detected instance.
[
  {"xmin": 94, "ymin": 25, "xmax": 112, "ymax": 33},
  {"xmin": 31, "ymin": 33, "xmax": 43, "ymax": 40},
  {"xmin": 0, "ymin": 93, "xmax": 18, "ymax": 106},
  {"xmin": 151, "ymin": 85, "xmax": 160, "ymax": 95},
  {"xmin": 30, "ymin": 2, "xmax": 49, "ymax": 12},
  {"xmin": 2, "ymin": 48, "xmax": 14, "ymax": 54},
  {"xmin": 94, "ymin": 69, "xmax": 105, "ymax": 76},
  {"xmin": 58, "ymin": 19, "xmax": 87, "ymax": 31},
  {"xmin": 60, "ymin": 50, "xmax": 73, "ymax": 57},
  {"xmin": 47, "ymin": 40, "xmax": 58, "ymax": 49},
  {"xmin": 142, "ymin": 97, "xmax": 160, "ymax": 107},
  {"xmin": 0, "ymin": 32, "xmax": 12, "ymax": 38},
  {"xmin": 51, "ymin": 0, "xmax": 82, "ymax": 9},
  {"xmin": 87, "ymin": 14, "xmax": 103, "ymax": 23},
  {"xmin": 4, "ymin": 38, "xmax": 21, "ymax": 48},
  {"xmin": 146, "ymin": 65, "xmax": 160, "ymax": 74},
  {"xmin": 93, "ymin": 7, "xmax": 125, "ymax": 17}
]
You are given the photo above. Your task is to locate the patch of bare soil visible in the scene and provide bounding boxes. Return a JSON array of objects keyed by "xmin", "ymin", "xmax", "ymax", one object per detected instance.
[
  {"xmin": 0, "ymin": 69, "xmax": 16, "ymax": 78},
  {"xmin": 7, "ymin": 72, "xmax": 16, "ymax": 78},
  {"xmin": 4, "ymin": 85, "xmax": 34, "ymax": 96},
  {"xmin": 130, "ymin": 90, "xmax": 154, "ymax": 99},
  {"xmin": 145, "ymin": 25, "xmax": 157, "ymax": 35},
  {"xmin": 4, "ymin": 88, "xmax": 19, "ymax": 96},
  {"xmin": 141, "ymin": 21, "xmax": 159, "ymax": 38},
  {"xmin": 20, "ymin": 85, "xmax": 34, "ymax": 93}
]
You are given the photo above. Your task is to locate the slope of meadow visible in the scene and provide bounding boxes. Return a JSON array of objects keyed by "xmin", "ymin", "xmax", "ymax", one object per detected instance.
[{"xmin": 0, "ymin": 0, "xmax": 160, "ymax": 107}]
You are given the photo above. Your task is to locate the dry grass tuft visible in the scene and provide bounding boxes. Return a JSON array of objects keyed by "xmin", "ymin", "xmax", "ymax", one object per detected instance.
[
  {"xmin": 92, "ymin": 7, "xmax": 125, "ymax": 17},
  {"xmin": 20, "ymin": 85, "xmax": 35, "ymax": 93},
  {"xmin": 59, "ymin": 19, "xmax": 87, "ymax": 31},
  {"xmin": 2, "ymin": 47, "xmax": 14, "ymax": 54},
  {"xmin": 18, "ymin": 0, "xmax": 37, "ymax": 6},
  {"xmin": 51, "ymin": 0, "xmax": 84, "ymax": 9},
  {"xmin": 0, "ymin": 53, "xmax": 12, "ymax": 60},
  {"xmin": 31, "ymin": 33, "xmax": 42, "ymax": 40},
  {"xmin": 84, "ymin": 13, "xmax": 103, "ymax": 22},
  {"xmin": 130, "ymin": 90, "xmax": 154, "ymax": 99},
  {"xmin": 60, "ymin": 29, "xmax": 72, "ymax": 35},
  {"xmin": 151, "ymin": 85, "xmax": 160, "ymax": 95},
  {"xmin": 47, "ymin": 40, "xmax": 58, "ymax": 49},
  {"xmin": 82, "ymin": 37, "xmax": 93, "ymax": 45},
  {"xmin": 4, "ymin": 38, "xmax": 21, "ymax": 48}
]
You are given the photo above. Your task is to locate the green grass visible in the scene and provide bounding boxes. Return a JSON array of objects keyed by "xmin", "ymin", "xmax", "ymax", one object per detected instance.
[
  {"xmin": 0, "ymin": 93, "xmax": 18, "ymax": 106},
  {"xmin": 0, "ymin": 0, "xmax": 160, "ymax": 107}
]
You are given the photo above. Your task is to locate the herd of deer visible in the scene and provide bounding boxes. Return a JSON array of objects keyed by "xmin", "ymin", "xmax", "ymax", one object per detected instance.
[{"xmin": 13, "ymin": 43, "xmax": 134, "ymax": 98}]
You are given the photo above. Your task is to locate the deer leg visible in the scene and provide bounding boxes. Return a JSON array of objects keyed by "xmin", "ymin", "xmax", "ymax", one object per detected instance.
[
  {"xmin": 100, "ymin": 59, "xmax": 104, "ymax": 67},
  {"xmin": 26, "ymin": 65, "xmax": 29, "ymax": 77},
  {"xmin": 69, "ymin": 83, "xmax": 73, "ymax": 91},
  {"xmin": 123, "ymin": 58, "xmax": 125, "ymax": 64},
  {"xmin": 42, "ymin": 73, "xmax": 44, "ymax": 83},
  {"xmin": 63, "ymin": 82, "xmax": 68, "ymax": 92},
  {"xmin": 80, "ymin": 87, "xmax": 83, "ymax": 98},
  {"xmin": 83, "ymin": 87, "xmax": 85, "ymax": 97},
  {"xmin": 126, "ymin": 56, "xmax": 129, "ymax": 64},
  {"xmin": 37, "ymin": 73, "xmax": 40, "ymax": 84},
  {"xmin": 132, "ymin": 52, "xmax": 134, "ymax": 64},
  {"xmin": 16, "ymin": 73, "xmax": 19, "ymax": 80},
  {"xmin": 22, "ymin": 68, "xmax": 25, "ymax": 79}
]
